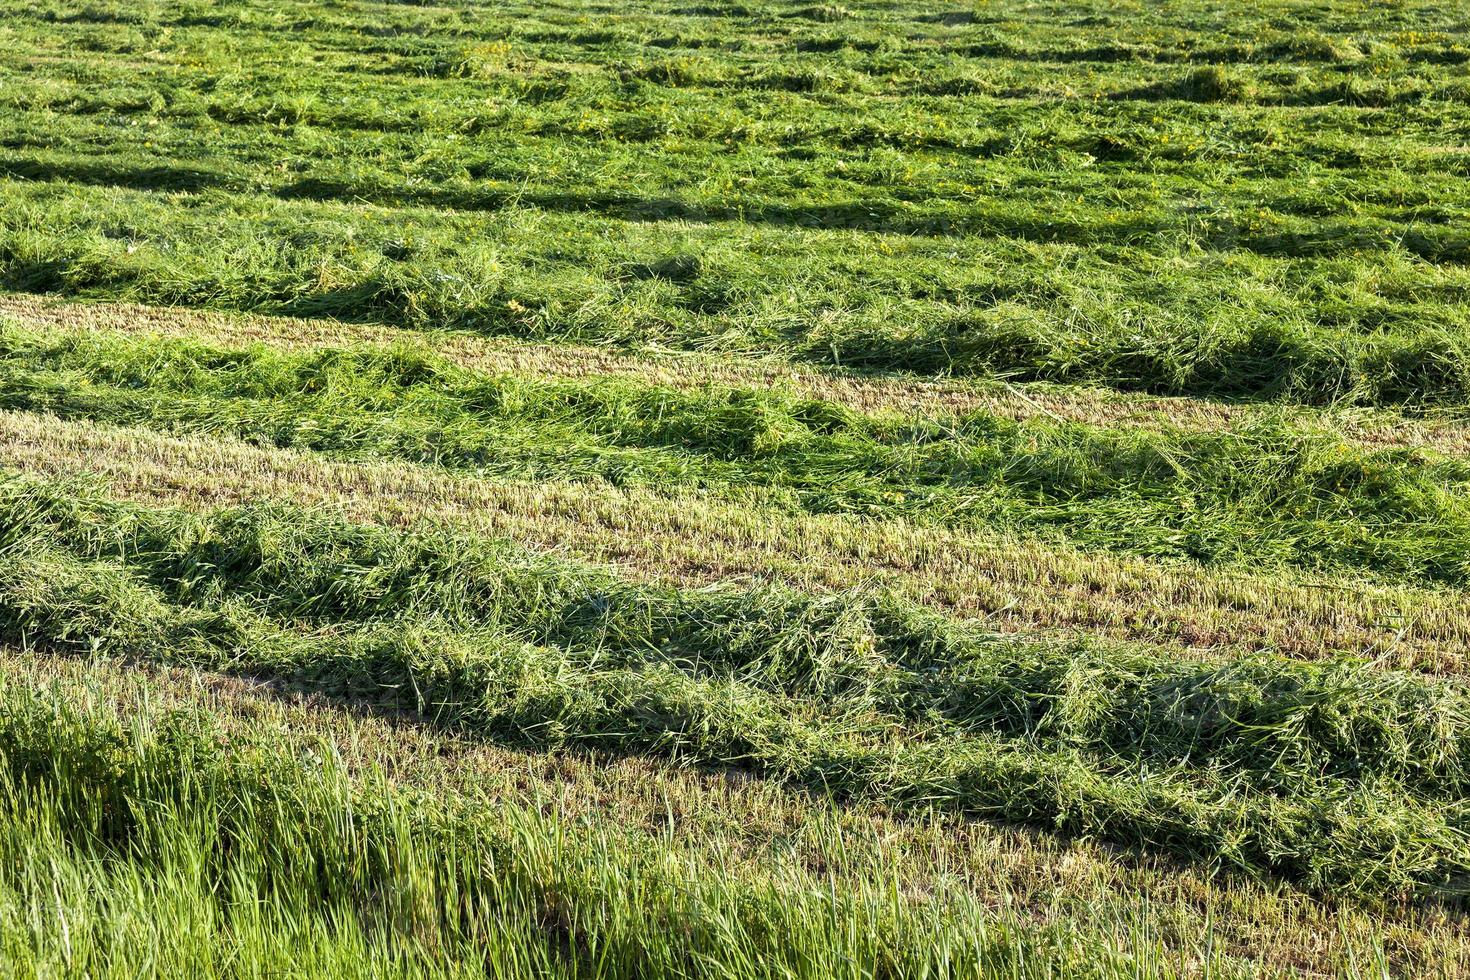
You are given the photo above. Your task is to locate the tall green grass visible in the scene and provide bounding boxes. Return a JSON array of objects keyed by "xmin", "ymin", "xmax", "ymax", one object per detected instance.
[
  {"xmin": 0, "ymin": 679, "xmax": 1215, "ymax": 979},
  {"xmin": 3, "ymin": 328, "xmax": 1470, "ymax": 581}
]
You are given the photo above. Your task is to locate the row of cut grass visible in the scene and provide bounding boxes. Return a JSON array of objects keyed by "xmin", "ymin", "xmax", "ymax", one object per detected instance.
[
  {"xmin": 7, "ymin": 293, "xmax": 1470, "ymax": 456},
  {"xmin": 5, "ymin": 0, "xmax": 1469, "ymax": 402},
  {"xmin": 4, "ymin": 179, "xmax": 1468, "ymax": 405},
  {"xmin": 1, "ymin": 327, "xmax": 1467, "ymax": 584},
  {"xmin": 6, "ymin": 476, "xmax": 1465, "ymax": 793},
  {"xmin": 3, "ymin": 407, "xmax": 1467, "ymax": 670},
  {"xmin": 0, "ymin": 477, "xmax": 1468, "ymax": 897}
]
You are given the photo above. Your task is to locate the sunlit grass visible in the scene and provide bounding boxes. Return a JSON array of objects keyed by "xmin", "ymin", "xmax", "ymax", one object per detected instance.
[{"xmin": 1, "ymin": 0, "xmax": 1468, "ymax": 970}]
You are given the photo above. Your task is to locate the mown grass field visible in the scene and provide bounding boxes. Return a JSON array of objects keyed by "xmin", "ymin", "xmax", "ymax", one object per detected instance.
[{"xmin": 0, "ymin": 0, "xmax": 1468, "ymax": 974}]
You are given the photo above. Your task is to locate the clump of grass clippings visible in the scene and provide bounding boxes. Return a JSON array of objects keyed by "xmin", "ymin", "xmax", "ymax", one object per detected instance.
[{"xmin": 1177, "ymin": 66, "xmax": 1255, "ymax": 102}]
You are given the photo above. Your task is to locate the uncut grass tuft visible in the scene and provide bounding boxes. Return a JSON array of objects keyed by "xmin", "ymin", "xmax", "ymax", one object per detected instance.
[{"xmin": 0, "ymin": 679, "xmax": 1196, "ymax": 979}]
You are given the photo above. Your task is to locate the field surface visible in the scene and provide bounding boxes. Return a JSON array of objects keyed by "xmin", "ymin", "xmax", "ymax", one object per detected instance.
[{"xmin": 0, "ymin": 0, "xmax": 1468, "ymax": 974}]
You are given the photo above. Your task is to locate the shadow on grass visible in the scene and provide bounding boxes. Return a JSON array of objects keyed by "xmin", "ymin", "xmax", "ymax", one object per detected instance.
[{"xmin": 11, "ymin": 153, "xmax": 1468, "ymax": 264}]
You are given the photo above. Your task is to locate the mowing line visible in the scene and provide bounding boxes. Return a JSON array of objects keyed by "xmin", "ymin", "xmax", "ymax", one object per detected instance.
[
  {"xmin": 5, "ymin": 292, "xmax": 1469, "ymax": 455},
  {"xmin": 0, "ymin": 409, "xmax": 1462, "ymax": 671}
]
